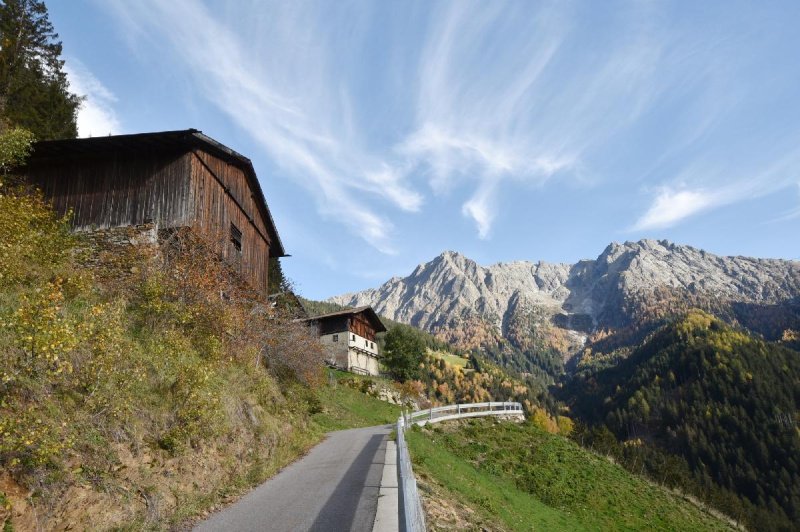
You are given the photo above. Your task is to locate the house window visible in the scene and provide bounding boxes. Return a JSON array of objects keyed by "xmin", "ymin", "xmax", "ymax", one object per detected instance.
[
  {"xmin": 230, "ymin": 223, "xmax": 242, "ymax": 253},
  {"xmin": 333, "ymin": 334, "xmax": 338, "ymax": 342},
  {"xmin": 352, "ymin": 334, "xmax": 355, "ymax": 341}
]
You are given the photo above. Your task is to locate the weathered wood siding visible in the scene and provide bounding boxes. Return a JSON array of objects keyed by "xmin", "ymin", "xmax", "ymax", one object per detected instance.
[
  {"xmin": 350, "ymin": 314, "xmax": 378, "ymax": 341},
  {"xmin": 189, "ymin": 149, "xmax": 272, "ymax": 293},
  {"xmin": 27, "ymin": 151, "xmax": 192, "ymax": 230},
  {"xmin": 316, "ymin": 316, "xmax": 350, "ymax": 336},
  {"xmin": 27, "ymin": 145, "xmax": 274, "ymax": 295}
]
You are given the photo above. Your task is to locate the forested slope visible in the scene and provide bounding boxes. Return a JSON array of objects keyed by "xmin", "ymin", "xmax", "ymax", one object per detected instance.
[{"xmin": 566, "ymin": 311, "xmax": 800, "ymax": 530}]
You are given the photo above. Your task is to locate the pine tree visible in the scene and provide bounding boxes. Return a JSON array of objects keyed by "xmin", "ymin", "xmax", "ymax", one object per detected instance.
[
  {"xmin": 0, "ymin": 0, "xmax": 80, "ymax": 139},
  {"xmin": 268, "ymin": 257, "xmax": 291, "ymax": 294}
]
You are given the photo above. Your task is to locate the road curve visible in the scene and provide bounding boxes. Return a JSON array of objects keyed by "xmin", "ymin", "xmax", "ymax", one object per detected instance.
[{"xmin": 195, "ymin": 425, "xmax": 392, "ymax": 532}]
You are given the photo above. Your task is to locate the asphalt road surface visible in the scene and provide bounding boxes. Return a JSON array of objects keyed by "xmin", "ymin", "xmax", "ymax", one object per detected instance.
[{"xmin": 195, "ymin": 425, "xmax": 392, "ymax": 532}]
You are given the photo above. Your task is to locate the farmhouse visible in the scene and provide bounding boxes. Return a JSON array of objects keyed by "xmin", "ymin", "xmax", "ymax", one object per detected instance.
[
  {"xmin": 23, "ymin": 129, "xmax": 285, "ymax": 295},
  {"xmin": 303, "ymin": 307, "xmax": 386, "ymax": 376}
]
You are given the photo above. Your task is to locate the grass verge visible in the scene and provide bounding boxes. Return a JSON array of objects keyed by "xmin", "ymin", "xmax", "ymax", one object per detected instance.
[
  {"xmin": 312, "ymin": 371, "xmax": 402, "ymax": 432},
  {"xmin": 405, "ymin": 419, "xmax": 736, "ymax": 531}
]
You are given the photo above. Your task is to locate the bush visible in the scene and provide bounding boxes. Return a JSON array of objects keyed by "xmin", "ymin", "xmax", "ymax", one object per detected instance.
[{"xmin": 0, "ymin": 187, "xmax": 73, "ymax": 287}]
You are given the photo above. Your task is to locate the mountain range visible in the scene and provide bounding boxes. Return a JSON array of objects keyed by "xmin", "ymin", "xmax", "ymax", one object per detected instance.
[
  {"xmin": 330, "ymin": 239, "xmax": 800, "ymax": 371},
  {"xmin": 330, "ymin": 240, "xmax": 800, "ymax": 528}
]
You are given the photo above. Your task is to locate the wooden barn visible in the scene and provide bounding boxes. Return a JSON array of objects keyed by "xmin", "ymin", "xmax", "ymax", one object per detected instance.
[
  {"xmin": 301, "ymin": 307, "xmax": 386, "ymax": 376},
  {"xmin": 24, "ymin": 129, "xmax": 286, "ymax": 295}
]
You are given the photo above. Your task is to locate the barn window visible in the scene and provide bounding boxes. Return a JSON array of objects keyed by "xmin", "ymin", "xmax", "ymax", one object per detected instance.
[
  {"xmin": 333, "ymin": 334, "xmax": 338, "ymax": 342},
  {"xmin": 230, "ymin": 223, "xmax": 242, "ymax": 253}
]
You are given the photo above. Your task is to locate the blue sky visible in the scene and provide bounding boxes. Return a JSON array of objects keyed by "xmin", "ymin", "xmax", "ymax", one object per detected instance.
[{"xmin": 51, "ymin": 1, "xmax": 800, "ymax": 299}]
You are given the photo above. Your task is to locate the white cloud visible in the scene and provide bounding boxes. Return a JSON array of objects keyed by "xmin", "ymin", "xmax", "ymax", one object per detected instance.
[
  {"xmin": 103, "ymin": 0, "xmax": 418, "ymax": 254},
  {"xmin": 396, "ymin": 2, "xmax": 800, "ymax": 239},
  {"xmin": 65, "ymin": 59, "xmax": 121, "ymax": 137},
  {"xmin": 771, "ymin": 206, "xmax": 800, "ymax": 223},
  {"xmin": 461, "ymin": 186, "xmax": 495, "ymax": 240},
  {"xmin": 399, "ymin": 123, "xmax": 574, "ymax": 235},
  {"xmin": 632, "ymin": 188, "xmax": 718, "ymax": 230},
  {"xmin": 634, "ymin": 153, "xmax": 800, "ymax": 231},
  {"xmin": 398, "ymin": 2, "xmax": 667, "ymax": 238},
  {"xmin": 100, "ymin": 0, "xmax": 800, "ymax": 246}
]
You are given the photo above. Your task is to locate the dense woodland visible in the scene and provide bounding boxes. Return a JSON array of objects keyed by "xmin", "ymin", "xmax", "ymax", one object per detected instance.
[{"xmin": 565, "ymin": 311, "xmax": 800, "ymax": 530}]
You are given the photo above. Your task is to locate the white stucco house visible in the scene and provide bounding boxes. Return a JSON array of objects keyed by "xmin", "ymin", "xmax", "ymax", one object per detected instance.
[{"xmin": 301, "ymin": 306, "xmax": 386, "ymax": 376}]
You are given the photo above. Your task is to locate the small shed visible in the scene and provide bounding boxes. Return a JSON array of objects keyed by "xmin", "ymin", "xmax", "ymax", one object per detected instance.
[
  {"xmin": 302, "ymin": 306, "xmax": 386, "ymax": 376},
  {"xmin": 24, "ymin": 129, "xmax": 286, "ymax": 295}
]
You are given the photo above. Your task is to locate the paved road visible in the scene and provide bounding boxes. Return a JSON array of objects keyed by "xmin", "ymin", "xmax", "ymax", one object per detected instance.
[{"xmin": 195, "ymin": 425, "xmax": 392, "ymax": 532}]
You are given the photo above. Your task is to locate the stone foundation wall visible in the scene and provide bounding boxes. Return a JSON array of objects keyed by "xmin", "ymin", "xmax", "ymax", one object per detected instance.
[
  {"xmin": 75, "ymin": 224, "xmax": 160, "ymax": 285},
  {"xmin": 74, "ymin": 224, "xmax": 266, "ymax": 304}
]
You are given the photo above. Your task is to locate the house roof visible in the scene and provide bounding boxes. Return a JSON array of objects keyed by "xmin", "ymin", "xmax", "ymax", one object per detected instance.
[
  {"xmin": 301, "ymin": 306, "xmax": 387, "ymax": 333},
  {"xmin": 28, "ymin": 129, "xmax": 286, "ymax": 257}
]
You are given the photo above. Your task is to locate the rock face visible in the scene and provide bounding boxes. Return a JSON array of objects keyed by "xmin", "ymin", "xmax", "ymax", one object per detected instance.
[{"xmin": 330, "ymin": 240, "xmax": 800, "ymax": 359}]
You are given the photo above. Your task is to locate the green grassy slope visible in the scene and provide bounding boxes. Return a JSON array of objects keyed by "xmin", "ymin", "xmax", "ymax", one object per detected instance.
[
  {"xmin": 312, "ymin": 371, "xmax": 402, "ymax": 432},
  {"xmin": 406, "ymin": 419, "xmax": 735, "ymax": 531},
  {"xmin": 428, "ymin": 349, "xmax": 469, "ymax": 369}
]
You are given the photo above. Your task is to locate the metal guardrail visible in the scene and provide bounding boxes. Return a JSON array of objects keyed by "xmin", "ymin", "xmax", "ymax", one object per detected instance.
[
  {"xmin": 396, "ymin": 415, "xmax": 426, "ymax": 532},
  {"xmin": 407, "ymin": 401, "xmax": 524, "ymax": 427},
  {"xmin": 395, "ymin": 402, "xmax": 524, "ymax": 532}
]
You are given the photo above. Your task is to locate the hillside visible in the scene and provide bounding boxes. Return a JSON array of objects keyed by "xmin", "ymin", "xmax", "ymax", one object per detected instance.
[
  {"xmin": 0, "ymin": 151, "xmax": 403, "ymax": 529},
  {"xmin": 406, "ymin": 419, "xmax": 736, "ymax": 531},
  {"xmin": 565, "ymin": 311, "xmax": 800, "ymax": 530},
  {"xmin": 329, "ymin": 242, "xmax": 800, "ymax": 374},
  {"xmin": 300, "ymin": 295, "xmax": 565, "ymax": 419},
  {"xmin": 330, "ymin": 245, "xmax": 800, "ymax": 530}
]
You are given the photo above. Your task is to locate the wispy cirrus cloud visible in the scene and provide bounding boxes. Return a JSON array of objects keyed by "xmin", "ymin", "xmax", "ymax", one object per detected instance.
[
  {"xmin": 398, "ymin": 2, "xmax": 669, "ymax": 236},
  {"xmin": 103, "ymin": 0, "xmax": 421, "ymax": 254},
  {"xmin": 765, "ymin": 183, "xmax": 800, "ymax": 224},
  {"xmin": 98, "ymin": 0, "xmax": 800, "ymax": 251},
  {"xmin": 634, "ymin": 147, "xmax": 800, "ymax": 230},
  {"xmin": 632, "ymin": 188, "xmax": 718, "ymax": 231},
  {"xmin": 65, "ymin": 58, "xmax": 121, "ymax": 137},
  {"xmin": 400, "ymin": 1, "xmax": 800, "ymax": 237}
]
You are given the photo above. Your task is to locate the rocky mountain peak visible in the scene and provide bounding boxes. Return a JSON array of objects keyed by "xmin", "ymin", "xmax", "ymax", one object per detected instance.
[
  {"xmin": 598, "ymin": 239, "xmax": 676, "ymax": 262},
  {"xmin": 328, "ymin": 240, "xmax": 800, "ymax": 357}
]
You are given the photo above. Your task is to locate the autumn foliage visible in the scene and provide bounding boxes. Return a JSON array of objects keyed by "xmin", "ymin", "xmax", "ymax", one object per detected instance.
[{"xmin": 0, "ymin": 128, "xmax": 327, "ymax": 527}]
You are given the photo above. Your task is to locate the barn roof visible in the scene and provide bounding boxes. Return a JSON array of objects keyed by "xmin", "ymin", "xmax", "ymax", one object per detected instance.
[
  {"xmin": 29, "ymin": 129, "xmax": 286, "ymax": 257},
  {"xmin": 300, "ymin": 306, "xmax": 387, "ymax": 332}
]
